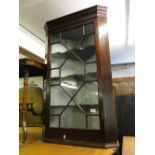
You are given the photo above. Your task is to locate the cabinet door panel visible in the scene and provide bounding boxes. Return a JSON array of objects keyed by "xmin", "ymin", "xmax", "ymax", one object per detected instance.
[{"xmin": 49, "ymin": 26, "xmax": 100, "ymax": 130}]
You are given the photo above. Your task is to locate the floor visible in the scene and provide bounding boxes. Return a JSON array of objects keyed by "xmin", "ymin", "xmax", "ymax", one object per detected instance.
[
  {"xmin": 122, "ymin": 136, "xmax": 135, "ymax": 155},
  {"xmin": 19, "ymin": 127, "xmax": 117, "ymax": 155}
]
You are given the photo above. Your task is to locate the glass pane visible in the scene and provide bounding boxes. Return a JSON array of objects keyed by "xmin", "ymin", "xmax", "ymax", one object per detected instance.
[
  {"xmin": 50, "ymin": 86, "xmax": 70, "ymax": 116},
  {"xmin": 51, "ymin": 43, "xmax": 67, "ymax": 68},
  {"xmin": 50, "ymin": 106, "xmax": 64, "ymax": 115},
  {"xmin": 85, "ymin": 23, "xmax": 94, "ymax": 34},
  {"xmin": 61, "ymin": 52, "xmax": 85, "ymax": 97},
  {"xmin": 74, "ymin": 35, "xmax": 96, "ymax": 62},
  {"xmin": 50, "ymin": 69, "xmax": 59, "ymax": 85},
  {"xmin": 60, "ymin": 101, "xmax": 86, "ymax": 129},
  {"xmin": 74, "ymin": 82, "xmax": 99, "ymax": 114},
  {"xmin": 51, "ymin": 52, "xmax": 66, "ymax": 68},
  {"xmin": 61, "ymin": 27, "xmax": 82, "ymax": 49},
  {"xmin": 50, "ymin": 86, "xmax": 70, "ymax": 106},
  {"xmin": 88, "ymin": 116, "xmax": 100, "ymax": 129},
  {"xmin": 51, "ymin": 33, "xmax": 60, "ymax": 43},
  {"xmin": 49, "ymin": 26, "xmax": 99, "ymax": 130},
  {"xmin": 49, "ymin": 116, "xmax": 59, "ymax": 128},
  {"xmin": 86, "ymin": 63, "xmax": 97, "ymax": 81}
]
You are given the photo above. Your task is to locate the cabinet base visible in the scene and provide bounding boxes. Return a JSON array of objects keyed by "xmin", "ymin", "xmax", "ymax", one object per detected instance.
[{"xmin": 42, "ymin": 137, "xmax": 119, "ymax": 149}]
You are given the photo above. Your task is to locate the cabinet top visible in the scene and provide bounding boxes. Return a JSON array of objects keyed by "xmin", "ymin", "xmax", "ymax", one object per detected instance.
[{"xmin": 44, "ymin": 5, "xmax": 107, "ymax": 34}]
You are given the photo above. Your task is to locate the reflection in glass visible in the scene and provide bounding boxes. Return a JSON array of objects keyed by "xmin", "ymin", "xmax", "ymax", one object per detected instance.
[
  {"xmin": 51, "ymin": 33, "xmax": 60, "ymax": 43},
  {"xmin": 74, "ymin": 35, "xmax": 96, "ymax": 62},
  {"xmin": 74, "ymin": 82, "xmax": 99, "ymax": 114},
  {"xmin": 86, "ymin": 63, "xmax": 97, "ymax": 81},
  {"xmin": 85, "ymin": 23, "xmax": 94, "ymax": 34},
  {"xmin": 51, "ymin": 43, "xmax": 67, "ymax": 54},
  {"xmin": 88, "ymin": 116, "xmax": 100, "ymax": 129},
  {"xmin": 51, "ymin": 52, "xmax": 66, "ymax": 68},
  {"xmin": 50, "ymin": 86, "xmax": 70, "ymax": 106},
  {"xmin": 50, "ymin": 106, "xmax": 64, "ymax": 115},
  {"xmin": 51, "ymin": 43, "xmax": 67, "ymax": 68},
  {"xmin": 51, "ymin": 69, "xmax": 59, "ymax": 85},
  {"xmin": 61, "ymin": 52, "xmax": 85, "ymax": 97},
  {"xmin": 60, "ymin": 101, "xmax": 86, "ymax": 129},
  {"xmin": 61, "ymin": 27, "xmax": 82, "ymax": 49},
  {"xmin": 49, "ymin": 116, "xmax": 59, "ymax": 128}
]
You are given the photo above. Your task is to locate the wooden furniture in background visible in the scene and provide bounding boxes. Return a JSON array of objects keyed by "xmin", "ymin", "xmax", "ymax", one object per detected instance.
[
  {"xmin": 112, "ymin": 77, "xmax": 135, "ymax": 154},
  {"xmin": 43, "ymin": 5, "xmax": 118, "ymax": 148},
  {"xmin": 19, "ymin": 59, "xmax": 46, "ymax": 143}
]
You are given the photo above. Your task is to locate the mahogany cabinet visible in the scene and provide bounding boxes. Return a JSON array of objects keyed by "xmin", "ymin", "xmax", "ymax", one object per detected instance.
[{"xmin": 43, "ymin": 5, "xmax": 118, "ymax": 148}]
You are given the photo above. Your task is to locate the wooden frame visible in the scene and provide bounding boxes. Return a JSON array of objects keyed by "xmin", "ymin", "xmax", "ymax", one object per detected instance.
[{"xmin": 43, "ymin": 5, "xmax": 118, "ymax": 148}]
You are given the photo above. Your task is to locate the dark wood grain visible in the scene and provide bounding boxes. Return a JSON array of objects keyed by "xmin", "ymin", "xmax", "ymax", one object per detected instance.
[
  {"xmin": 45, "ymin": 34, "xmax": 51, "ymax": 134},
  {"xmin": 94, "ymin": 17, "xmax": 118, "ymax": 145},
  {"xmin": 44, "ymin": 5, "xmax": 107, "ymax": 35}
]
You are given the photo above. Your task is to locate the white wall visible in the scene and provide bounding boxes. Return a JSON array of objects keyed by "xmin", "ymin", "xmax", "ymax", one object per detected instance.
[
  {"xmin": 19, "ymin": 0, "xmax": 135, "ymax": 65},
  {"xmin": 19, "ymin": 25, "xmax": 46, "ymax": 61}
]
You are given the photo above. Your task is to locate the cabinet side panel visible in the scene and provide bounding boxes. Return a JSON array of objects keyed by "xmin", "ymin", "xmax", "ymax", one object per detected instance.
[{"xmin": 95, "ymin": 18, "xmax": 118, "ymax": 144}]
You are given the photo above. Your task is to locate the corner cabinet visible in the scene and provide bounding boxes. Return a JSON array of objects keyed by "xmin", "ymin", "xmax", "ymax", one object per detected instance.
[{"xmin": 43, "ymin": 5, "xmax": 118, "ymax": 148}]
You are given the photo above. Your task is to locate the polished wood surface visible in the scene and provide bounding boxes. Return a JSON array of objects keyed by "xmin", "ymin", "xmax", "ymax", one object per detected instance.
[
  {"xmin": 44, "ymin": 5, "xmax": 118, "ymax": 148},
  {"xmin": 94, "ymin": 16, "xmax": 117, "ymax": 146},
  {"xmin": 21, "ymin": 69, "xmax": 29, "ymax": 143}
]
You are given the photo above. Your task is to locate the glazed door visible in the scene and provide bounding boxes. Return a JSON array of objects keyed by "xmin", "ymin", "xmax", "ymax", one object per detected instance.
[{"xmin": 49, "ymin": 24, "xmax": 101, "ymax": 130}]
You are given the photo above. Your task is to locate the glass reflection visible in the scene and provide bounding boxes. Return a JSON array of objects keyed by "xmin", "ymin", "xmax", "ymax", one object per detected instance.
[
  {"xmin": 50, "ymin": 86, "xmax": 70, "ymax": 106},
  {"xmin": 60, "ymin": 101, "xmax": 86, "ymax": 129},
  {"xmin": 51, "ymin": 43, "xmax": 67, "ymax": 68},
  {"xmin": 61, "ymin": 27, "xmax": 82, "ymax": 49},
  {"xmin": 88, "ymin": 116, "xmax": 100, "ymax": 129},
  {"xmin": 84, "ymin": 23, "xmax": 94, "ymax": 34},
  {"xmin": 74, "ymin": 35, "xmax": 96, "ymax": 62},
  {"xmin": 86, "ymin": 63, "xmax": 97, "ymax": 81},
  {"xmin": 49, "ymin": 116, "xmax": 59, "ymax": 128},
  {"xmin": 61, "ymin": 52, "xmax": 85, "ymax": 97},
  {"xmin": 51, "ymin": 33, "xmax": 60, "ymax": 43},
  {"xmin": 74, "ymin": 82, "xmax": 99, "ymax": 114},
  {"xmin": 50, "ymin": 69, "xmax": 59, "ymax": 85},
  {"xmin": 50, "ymin": 107, "xmax": 64, "ymax": 115}
]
